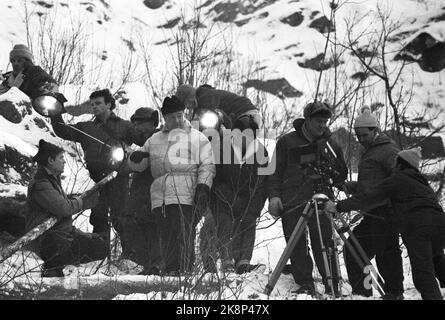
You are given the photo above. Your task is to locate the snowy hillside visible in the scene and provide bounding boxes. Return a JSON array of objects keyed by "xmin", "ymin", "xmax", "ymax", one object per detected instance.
[{"xmin": 1, "ymin": 0, "xmax": 445, "ymax": 301}]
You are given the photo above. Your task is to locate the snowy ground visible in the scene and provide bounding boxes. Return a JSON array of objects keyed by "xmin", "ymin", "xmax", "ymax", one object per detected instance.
[{"xmin": 1, "ymin": 212, "xmax": 443, "ymax": 300}]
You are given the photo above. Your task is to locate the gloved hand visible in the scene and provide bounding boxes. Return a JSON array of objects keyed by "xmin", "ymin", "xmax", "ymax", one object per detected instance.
[
  {"xmin": 324, "ymin": 200, "xmax": 338, "ymax": 216},
  {"xmin": 268, "ymin": 197, "xmax": 283, "ymax": 219},
  {"xmin": 80, "ymin": 191, "xmax": 100, "ymax": 210},
  {"xmin": 342, "ymin": 181, "xmax": 358, "ymax": 195},
  {"xmin": 129, "ymin": 151, "xmax": 150, "ymax": 163},
  {"xmin": 194, "ymin": 183, "xmax": 210, "ymax": 215}
]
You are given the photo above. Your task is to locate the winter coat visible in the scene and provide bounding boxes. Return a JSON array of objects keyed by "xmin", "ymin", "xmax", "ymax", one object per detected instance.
[
  {"xmin": 1, "ymin": 65, "xmax": 56, "ymax": 98},
  {"xmin": 128, "ymin": 122, "xmax": 216, "ymax": 210},
  {"xmin": 195, "ymin": 86, "xmax": 258, "ymax": 126},
  {"xmin": 26, "ymin": 166, "xmax": 81, "ymax": 234},
  {"xmin": 355, "ymin": 133, "xmax": 400, "ymax": 210},
  {"xmin": 267, "ymin": 118, "xmax": 348, "ymax": 209},
  {"xmin": 337, "ymin": 167, "xmax": 445, "ymax": 229},
  {"xmin": 51, "ymin": 112, "xmax": 140, "ymax": 182},
  {"xmin": 212, "ymin": 137, "xmax": 268, "ymax": 218}
]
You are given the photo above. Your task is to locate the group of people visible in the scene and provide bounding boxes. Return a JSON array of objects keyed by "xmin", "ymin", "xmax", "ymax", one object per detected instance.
[{"xmin": 2, "ymin": 44, "xmax": 445, "ymax": 300}]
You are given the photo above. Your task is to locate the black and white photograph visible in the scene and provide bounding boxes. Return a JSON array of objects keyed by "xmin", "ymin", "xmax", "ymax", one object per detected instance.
[{"xmin": 0, "ymin": 0, "xmax": 444, "ymax": 303}]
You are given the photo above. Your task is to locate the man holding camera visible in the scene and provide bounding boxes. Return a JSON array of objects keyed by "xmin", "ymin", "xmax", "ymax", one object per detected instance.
[
  {"xmin": 342, "ymin": 107, "xmax": 404, "ymax": 299},
  {"xmin": 267, "ymin": 102, "xmax": 347, "ymax": 296}
]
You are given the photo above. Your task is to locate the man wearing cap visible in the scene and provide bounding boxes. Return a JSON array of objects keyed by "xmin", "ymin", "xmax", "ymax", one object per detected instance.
[
  {"xmin": 27, "ymin": 139, "xmax": 109, "ymax": 277},
  {"xmin": 125, "ymin": 107, "xmax": 162, "ymax": 274},
  {"xmin": 327, "ymin": 148, "xmax": 445, "ymax": 300},
  {"xmin": 340, "ymin": 107, "xmax": 404, "ymax": 299},
  {"xmin": 176, "ymin": 84, "xmax": 261, "ymax": 129},
  {"xmin": 267, "ymin": 102, "xmax": 348, "ymax": 296},
  {"xmin": 50, "ymin": 89, "xmax": 141, "ymax": 256},
  {"xmin": 0, "ymin": 44, "xmax": 57, "ymax": 97},
  {"xmin": 128, "ymin": 96, "xmax": 215, "ymax": 275}
]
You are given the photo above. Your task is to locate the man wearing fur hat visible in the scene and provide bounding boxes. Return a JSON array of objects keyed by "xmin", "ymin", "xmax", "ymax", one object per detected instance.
[
  {"xmin": 50, "ymin": 89, "xmax": 142, "ymax": 256},
  {"xmin": 267, "ymin": 102, "xmax": 348, "ymax": 297},
  {"xmin": 27, "ymin": 140, "xmax": 109, "ymax": 277},
  {"xmin": 0, "ymin": 44, "xmax": 57, "ymax": 97},
  {"xmin": 341, "ymin": 107, "xmax": 404, "ymax": 299},
  {"xmin": 327, "ymin": 147, "xmax": 445, "ymax": 300},
  {"xmin": 125, "ymin": 107, "xmax": 162, "ymax": 275},
  {"xmin": 128, "ymin": 96, "xmax": 215, "ymax": 275}
]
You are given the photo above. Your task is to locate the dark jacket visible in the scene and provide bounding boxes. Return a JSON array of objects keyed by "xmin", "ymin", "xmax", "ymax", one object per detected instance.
[
  {"xmin": 337, "ymin": 167, "xmax": 445, "ymax": 229},
  {"xmin": 212, "ymin": 138, "xmax": 268, "ymax": 217},
  {"xmin": 195, "ymin": 86, "xmax": 257, "ymax": 127},
  {"xmin": 267, "ymin": 118, "xmax": 347, "ymax": 210},
  {"xmin": 1, "ymin": 65, "xmax": 56, "ymax": 99},
  {"xmin": 26, "ymin": 166, "xmax": 81, "ymax": 234},
  {"xmin": 51, "ymin": 112, "xmax": 140, "ymax": 182},
  {"xmin": 355, "ymin": 133, "xmax": 400, "ymax": 210}
]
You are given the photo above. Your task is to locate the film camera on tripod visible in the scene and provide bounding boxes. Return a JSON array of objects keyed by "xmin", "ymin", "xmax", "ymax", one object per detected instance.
[
  {"xmin": 289, "ymin": 138, "xmax": 345, "ymax": 196},
  {"xmin": 265, "ymin": 138, "xmax": 386, "ymax": 298}
]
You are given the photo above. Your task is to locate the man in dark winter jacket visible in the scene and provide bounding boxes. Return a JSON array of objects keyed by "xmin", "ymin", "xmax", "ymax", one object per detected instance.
[
  {"xmin": 200, "ymin": 118, "xmax": 268, "ymax": 274},
  {"xmin": 267, "ymin": 102, "xmax": 348, "ymax": 296},
  {"xmin": 125, "ymin": 107, "xmax": 162, "ymax": 275},
  {"xmin": 27, "ymin": 140, "xmax": 109, "ymax": 277},
  {"xmin": 176, "ymin": 84, "xmax": 261, "ymax": 129},
  {"xmin": 0, "ymin": 44, "xmax": 58, "ymax": 97},
  {"xmin": 327, "ymin": 148, "xmax": 445, "ymax": 300},
  {"xmin": 341, "ymin": 107, "xmax": 404, "ymax": 299},
  {"xmin": 50, "ymin": 89, "xmax": 141, "ymax": 255}
]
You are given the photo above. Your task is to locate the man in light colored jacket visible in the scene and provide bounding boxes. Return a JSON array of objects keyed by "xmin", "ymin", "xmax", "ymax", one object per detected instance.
[{"xmin": 128, "ymin": 96, "xmax": 215, "ymax": 275}]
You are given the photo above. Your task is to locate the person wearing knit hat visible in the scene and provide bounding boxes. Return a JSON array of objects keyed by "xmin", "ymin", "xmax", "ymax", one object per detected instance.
[
  {"xmin": 397, "ymin": 147, "xmax": 422, "ymax": 169},
  {"xmin": 327, "ymin": 144, "xmax": 445, "ymax": 300},
  {"xmin": 27, "ymin": 139, "xmax": 109, "ymax": 277},
  {"xmin": 32, "ymin": 139, "xmax": 64, "ymax": 166},
  {"xmin": 128, "ymin": 94, "xmax": 216, "ymax": 275},
  {"xmin": 353, "ymin": 106, "xmax": 380, "ymax": 150},
  {"xmin": 1, "ymin": 44, "xmax": 57, "ymax": 98},
  {"xmin": 335, "ymin": 105, "xmax": 405, "ymax": 299},
  {"xmin": 354, "ymin": 106, "xmax": 379, "ymax": 128},
  {"xmin": 10, "ymin": 44, "xmax": 34, "ymax": 64}
]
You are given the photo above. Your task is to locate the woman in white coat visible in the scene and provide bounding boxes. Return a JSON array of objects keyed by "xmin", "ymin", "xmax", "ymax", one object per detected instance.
[{"xmin": 128, "ymin": 96, "xmax": 215, "ymax": 275}]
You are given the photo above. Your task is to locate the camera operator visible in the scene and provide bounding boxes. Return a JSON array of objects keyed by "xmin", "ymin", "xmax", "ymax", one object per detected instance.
[
  {"xmin": 267, "ymin": 102, "xmax": 347, "ymax": 297},
  {"xmin": 0, "ymin": 44, "xmax": 58, "ymax": 97},
  {"xmin": 342, "ymin": 107, "xmax": 404, "ymax": 299}
]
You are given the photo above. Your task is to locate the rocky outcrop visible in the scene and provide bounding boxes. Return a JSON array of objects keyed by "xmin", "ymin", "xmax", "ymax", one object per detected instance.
[
  {"xmin": 242, "ymin": 78, "xmax": 302, "ymax": 99},
  {"xmin": 298, "ymin": 53, "xmax": 342, "ymax": 71},
  {"xmin": 142, "ymin": 0, "xmax": 166, "ymax": 10}
]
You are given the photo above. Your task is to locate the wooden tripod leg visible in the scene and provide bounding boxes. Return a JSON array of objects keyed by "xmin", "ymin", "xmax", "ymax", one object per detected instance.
[
  {"xmin": 327, "ymin": 212, "xmax": 344, "ymax": 298},
  {"xmin": 335, "ymin": 219, "xmax": 386, "ymax": 297},
  {"xmin": 264, "ymin": 202, "xmax": 313, "ymax": 296},
  {"xmin": 314, "ymin": 202, "xmax": 334, "ymax": 297}
]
